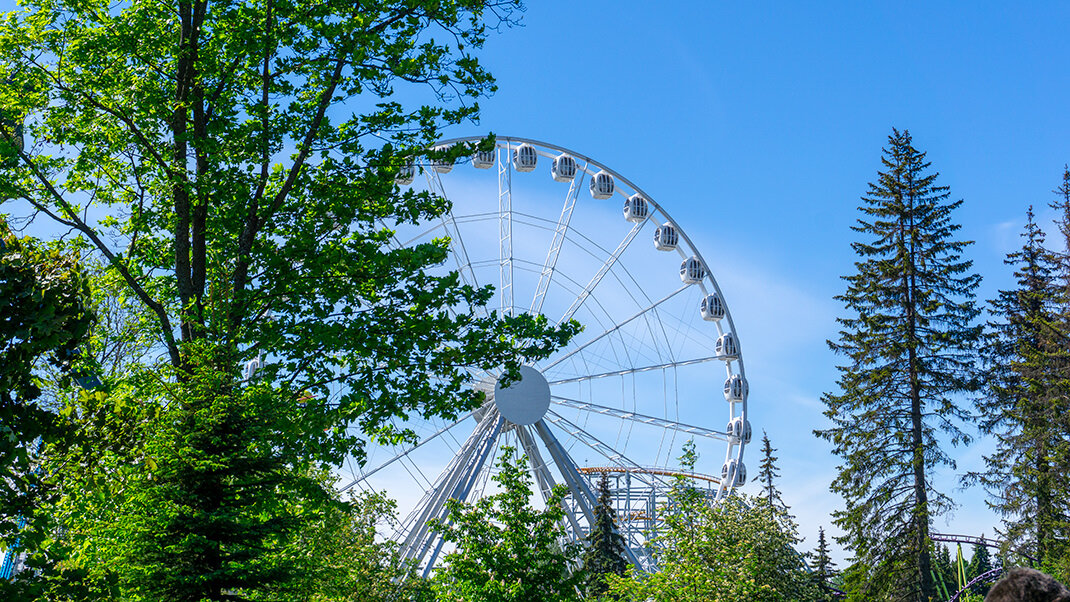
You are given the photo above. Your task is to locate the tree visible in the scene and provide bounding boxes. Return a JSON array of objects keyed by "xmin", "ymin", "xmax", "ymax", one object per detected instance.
[
  {"xmin": 815, "ymin": 129, "xmax": 982, "ymax": 601},
  {"xmin": 966, "ymin": 539, "xmax": 994, "ymax": 597},
  {"xmin": 582, "ymin": 472, "xmax": 629, "ymax": 598},
  {"xmin": 431, "ymin": 446, "xmax": 585, "ymax": 602},
  {"xmin": 753, "ymin": 430, "xmax": 790, "ymax": 517},
  {"xmin": 0, "ymin": 0, "xmax": 578, "ymax": 597},
  {"xmin": 0, "ymin": 220, "xmax": 94, "ymax": 593},
  {"xmin": 967, "ymin": 206, "xmax": 1070, "ymax": 567},
  {"xmin": 809, "ymin": 526, "xmax": 838, "ymax": 598},
  {"xmin": 607, "ymin": 444, "xmax": 821, "ymax": 602}
]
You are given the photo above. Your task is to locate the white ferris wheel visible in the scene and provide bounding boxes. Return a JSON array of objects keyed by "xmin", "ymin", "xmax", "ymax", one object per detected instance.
[{"xmin": 341, "ymin": 136, "xmax": 752, "ymax": 574}]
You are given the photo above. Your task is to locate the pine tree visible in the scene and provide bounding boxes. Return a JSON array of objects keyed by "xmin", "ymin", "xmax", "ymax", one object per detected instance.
[
  {"xmin": 810, "ymin": 526, "xmax": 838, "ymax": 598},
  {"xmin": 816, "ymin": 129, "xmax": 982, "ymax": 601},
  {"xmin": 966, "ymin": 539, "xmax": 994, "ymax": 597},
  {"xmin": 754, "ymin": 430, "xmax": 788, "ymax": 514},
  {"xmin": 969, "ymin": 206, "xmax": 1070, "ymax": 565},
  {"xmin": 583, "ymin": 472, "xmax": 629, "ymax": 598}
]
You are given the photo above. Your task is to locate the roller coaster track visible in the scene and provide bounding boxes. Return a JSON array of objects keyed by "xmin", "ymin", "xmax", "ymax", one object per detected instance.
[{"xmin": 931, "ymin": 532, "xmax": 1038, "ymax": 563}]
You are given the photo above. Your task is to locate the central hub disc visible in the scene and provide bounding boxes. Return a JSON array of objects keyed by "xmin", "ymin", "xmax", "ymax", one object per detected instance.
[{"xmin": 493, "ymin": 365, "xmax": 551, "ymax": 426}]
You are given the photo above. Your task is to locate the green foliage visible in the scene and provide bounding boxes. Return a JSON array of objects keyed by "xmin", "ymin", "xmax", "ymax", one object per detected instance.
[
  {"xmin": 809, "ymin": 526, "xmax": 837, "ymax": 599},
  {"xmin": 608, "ymin": 443, "xmax": 820, "ymax": 602},
  {"xmin": 966, "ymin": 540, "xmax": 994, "ymax": 597},
  {"xmin": 0, "ymin": 0, "xmax": 580, "ymax": 596},
  {"xmin": 259, "ymin": 489, "xmax": 433, "ymax": 602},
  {"xmin": 582, "ymin": 472, "xmax": 629, "ymax": 598},
  {"xmin": 968, "ymin": 206, "xmax": 1070, "ymax": 567},
  {"xmin": 431, "ymin": 446, "xmax": 585, "ymax": 602},
  {"xmin": 816, "ymin": 129, "xmax": 982, "ymax": 602},
  {"xmin": 753, "ymin": 430, "xmax": 790, "ymax": 520},
  {"xmin": 0, "ymin": 221, "xmax": 94, "ymax": 594}
]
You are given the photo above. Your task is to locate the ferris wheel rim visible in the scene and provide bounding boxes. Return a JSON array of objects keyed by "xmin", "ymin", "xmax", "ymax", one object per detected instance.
[
  {"xmin": 433, "ymin": 135, "xmax": 746, "ymax": 379},
  {"xmin": 348, "ymin": 134, "xmax": 752, "ymax": 573}
]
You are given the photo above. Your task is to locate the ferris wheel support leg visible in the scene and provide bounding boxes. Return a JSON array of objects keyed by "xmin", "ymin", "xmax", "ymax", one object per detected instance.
[
  {"xmin": 532, "ymin": 419, "xmax": 645, "ymax": 572},
  {"xmin": 418, "ymin": 414, "xmax": 505, "ymax": 578},
  {"xmin": 516, "ymin": 425, "xmax": 584, "ymax": 541},
  {"xmin": 399, "ymin": 410, "xmax": 503, "ymax": 567}
]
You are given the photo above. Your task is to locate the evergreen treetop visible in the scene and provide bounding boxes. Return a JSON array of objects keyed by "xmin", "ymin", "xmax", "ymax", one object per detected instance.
[{"xmin": 816, "ymin": 128, "xmax": 982, "ymax": 602}]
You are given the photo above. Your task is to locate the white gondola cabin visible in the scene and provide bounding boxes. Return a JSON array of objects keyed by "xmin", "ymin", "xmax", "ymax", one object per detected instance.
[
  {"xmin": 680, "ymin": 256, "xmax": 706, "ymax": 284},
  {"xmin": 700, "ymin": 293, "xmax": 724, "ymax": 321},
  {"xmin": 715, "ymin": 332, "xmax": 739, "ymax": 359},
  {"xmin": 552, "ymin": 153, "xmax": 577, "ymax": 182},
  {"xmin": 590, "ymin": 170, "xmax": 614, "ymax": 199},
  {"xmin": 623, "ymin": 193, "xmax": 649, "ymax": 222},
  {"xmin": 513, "ymin": 143, "xmax": 538, "ymax": 172},
  {"xmin": 472, "ymin": 149, "xmax": 495, "ymax": 169},
  {"xmin": 395, "ymin": 162, "xmax": 415, "ymax": 186},
  {"xmin": 431, "ymin": 146, "xmax": 453, "ymax": 174},
  {"xmin": 721, "ymin": 459, "xmax": 746, "ymax": 486},
  {"xmin": 723, "ymin": 374, "xmax": 748, "ymax": 402},
  {"xmin": 653, "ymin": 222, "xmax": 678, "ymax": 251},
  {"xmin": 726, "ymin": 418, "xmax": 752, "ymax": 444}
]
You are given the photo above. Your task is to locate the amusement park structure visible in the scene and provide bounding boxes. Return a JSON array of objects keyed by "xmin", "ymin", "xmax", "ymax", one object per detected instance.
[{"xmin": 340, "ymin": 136, "xmax": 750, "ymax": 574}]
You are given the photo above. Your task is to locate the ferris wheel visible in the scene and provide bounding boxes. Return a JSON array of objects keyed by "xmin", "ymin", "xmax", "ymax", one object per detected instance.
[{"xmin": 341, "ymin": 136, "xmax": 752, "ymax": 574}]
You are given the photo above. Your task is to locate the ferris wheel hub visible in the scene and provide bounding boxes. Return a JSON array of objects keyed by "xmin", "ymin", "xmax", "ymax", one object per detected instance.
[{"xmin": 492, "ymin": 365, "xmax": 551, "ymax": 426}]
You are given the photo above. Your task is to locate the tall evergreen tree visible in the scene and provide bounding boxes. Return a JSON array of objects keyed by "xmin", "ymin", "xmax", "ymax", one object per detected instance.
[
  {"xmin": 582, "ymin": 472, "xmax": 629, "ymax": 598},
  {"xmin": 810, "ymin": 526, "xmax": 838, "ymax": 598},
  {"xmin": 968, "ymin": 206, "xmax": 1070, "ymax": 565},
  {"xmin": 753, "ymin": 430, "xmax": 791, "ymax": 519},
  {"xmin": 816, "ymin": 129, "xmax": 982, "ymax": 602}
]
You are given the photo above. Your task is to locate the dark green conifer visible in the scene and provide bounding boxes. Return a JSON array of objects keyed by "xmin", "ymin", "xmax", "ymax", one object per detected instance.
[
  {"xmin": 967, "ymin": 539, "xmax": 994, "ymax": 597},
  {"xmin": 816, "ymin": 129, "xmax": 982, "ymax": 602},
  {"xmin": 582, "ymin": 472, "xmax": 629, "ymax": 598},
  {"xmin": 968, "ymin": 206, "xmax": 1070, "ymax": 565},
  {"xmin": 809, "ymin": 526, "xmax": 838, "ymax": 598},
  {"xmin": 754, "ymin": 430, "xmax": 788, "ymax": 515}
]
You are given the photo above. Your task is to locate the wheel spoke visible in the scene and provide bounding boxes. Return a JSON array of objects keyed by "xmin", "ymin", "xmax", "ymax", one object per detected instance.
[
  {"xmin": 548, "ymin": 356, "xmax": 719, "ymax": 386},
  {"xmin": 498, "ymin": 144, "xmax": 514, "ymax": 316},
  {"xmin": 339, "ymin": 408, "xmax": 480, "ymax": 492},
  {"xmin": 425, "ymin": 169, "xmax": 489, "ymax": 318},
  {"xmin": 551, "ymin": 395, "xmax": 729, "ymax": 442},
  {"xmin": 542, "ymin": 409, "xmax": 669, "ymax": 490},
  {"xmin": 530, "ymin": 164, "xmax": 588, "ymax": 316},
  {"xmin": 540, "ymin": 284, "xmax": 689, "ymax": 372},
  {"xmin": 558, "ymin": 218, "xmax": 648, "ymax": 326}
]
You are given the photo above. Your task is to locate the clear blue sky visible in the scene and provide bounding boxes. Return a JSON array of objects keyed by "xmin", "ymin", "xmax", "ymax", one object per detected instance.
[
  {"xmin": 4, "ymin": 0, "xmax": 1067, "ymax": 565},
  {"xmin": 457, "ymin": 1, "xmax": 1070, "ymax": 562}
]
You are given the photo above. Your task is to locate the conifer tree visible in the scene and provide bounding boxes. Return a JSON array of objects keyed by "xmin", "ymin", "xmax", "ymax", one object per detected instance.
[
  {"xmin": 582, "ymin": 472, "xmax": 629, "ymax": 598},
  {"xmin": 810, "ymin": 526, "xmax": 838, "ymax": 598},
  {"xmin": 967, "ymin": 540, "xmax": 994, "ymax": 597},
  {"xmin": 968, "ymin": 206, "xmax": 1070, "ymax": 565},
  {"xmin": 754, "ymin": 430, "xmax": 789, "ymax": 516},
  {"xmin": 816, "ymin": 129, "xmax": 982, "ymax": 602}
]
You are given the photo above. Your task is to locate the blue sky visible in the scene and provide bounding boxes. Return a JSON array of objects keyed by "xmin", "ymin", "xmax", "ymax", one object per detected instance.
[
  {"xmin": 4, "ymin": 0, "xmax": 1068, "ymax": 566},
  {"xmin": 452, "ymin": 1, "xmax": 1070, "ymax": 562}
]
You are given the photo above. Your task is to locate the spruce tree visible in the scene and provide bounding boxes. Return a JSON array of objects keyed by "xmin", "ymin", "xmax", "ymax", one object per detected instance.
[
  {"xmin": 967, "ymin": 540, "xmax": 994, "ymax": 597},
  {"xmin": 754, "ymin": 431, "xmax": 785, "ymax": 511},
  {"xmin": 816, "ymin": 129, "xmax": 982, "ymax": 601},
  {"xmin": 810, "ymin": 526, "xmax": 838, "ymax": 597},
  {"xmin": 968, "ymin": 206, "xmax": 1070, "ymax": 565},
  {"xmin": 582, "ymin": 472, "xmax": 629, "ymax": 597}
]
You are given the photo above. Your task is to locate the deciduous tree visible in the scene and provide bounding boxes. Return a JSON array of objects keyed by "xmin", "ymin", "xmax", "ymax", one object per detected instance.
[
  {"xmin": 431, "ymin": 446, "xmax": 585, "ymax": 602},
  {"xmin": 0, "ymin": 0, "xmax": 576, "ymax": 597}
]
